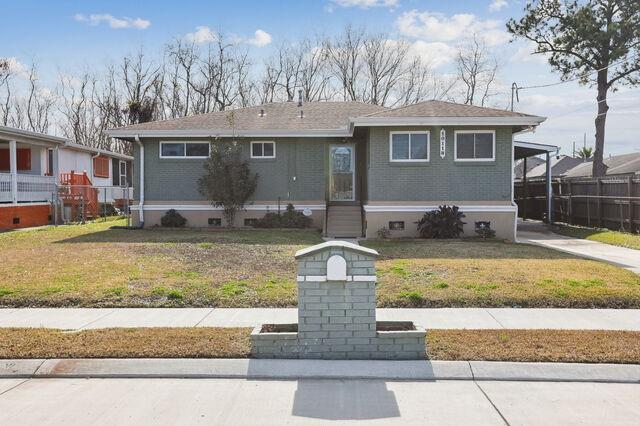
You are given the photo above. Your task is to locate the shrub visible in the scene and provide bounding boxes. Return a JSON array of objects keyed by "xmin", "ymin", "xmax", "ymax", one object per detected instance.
[
  {"xmin": 416, "ymin": 205, "xmax": 466, "ymax": 239},
  {"xmin": 377, "ymin": 226, "xmax": 391, "ymax": 239},
  {"xmin": 160, "ymin": 209, "xmax": 187, "ymax": 227},
  {"xmin": 98, "ymin": 203, "xmax": 119, "ymax": 217},
  {"xmin": 475, "ymin": 221, "xmax": 496, "ymax": 239},
  {"xmin": 255, "ymin": 204, "xmax": 312, "ymax": 229}
]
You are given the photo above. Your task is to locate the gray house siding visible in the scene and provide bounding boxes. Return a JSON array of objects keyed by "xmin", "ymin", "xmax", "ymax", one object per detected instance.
[
  {"xmin": 137, "ymin": 137, "xmax": 332, "ymax": 203},
  {"xmin": 366, "ymin": 126, "xmax": 513, "ymax": 202}
]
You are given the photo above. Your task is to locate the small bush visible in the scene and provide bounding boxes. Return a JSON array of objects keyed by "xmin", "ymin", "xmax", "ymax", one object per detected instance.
[
  {"xmin": 416, "ymin": 205, "xmax": 466, "ymax": 239},
  {"xmin": 377, "ymin": 226, "xmax": 391, "ymax": 239},
  {"xmin": 475, "ymin": 221, "xmax": 496, "ymax": 239},
  {"xmin": 161, "ymin": 209, "xmax": 187, "ymax": 228},
  {"xmin": 98, "ymin": 203, "xmax": 119, "ymax": 217},
  {"xmin": 255, "ymin": 204, "xmax": 312, "ymax": 229}
]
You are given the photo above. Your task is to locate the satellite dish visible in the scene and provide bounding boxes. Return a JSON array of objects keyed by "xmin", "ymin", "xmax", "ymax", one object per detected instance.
[{"xmin": 302, "ymin": 208, "xmax": 312, "ymax": 217}]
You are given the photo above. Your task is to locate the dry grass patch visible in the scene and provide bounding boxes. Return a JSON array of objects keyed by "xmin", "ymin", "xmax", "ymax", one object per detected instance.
[
  {"xmin": 0, "ymin": 327, "xmax": 252, "ymax": 359},
  {"xmin": 364, "ymin": 239, "xmax": 640, "ymax": 308},
  {"xmin": 553, "ymin": 225, "xmax": 640, "ymax": 250},
  {"xmin": 427, "ymin": 329, "xmax": 640, "ymax": 364},
  {"xmin": 0, "ymin": 219, "xmax": 320, "ymax": 307}
]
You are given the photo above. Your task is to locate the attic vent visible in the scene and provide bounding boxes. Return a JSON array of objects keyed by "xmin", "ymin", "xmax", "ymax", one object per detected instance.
[
  {"xmin": 259, "ymin": 109, "xmax": 265, "ymax": 117},
  {"xmin": 299, "ymin": 110, "xmax": 304, "ymax": 119}
]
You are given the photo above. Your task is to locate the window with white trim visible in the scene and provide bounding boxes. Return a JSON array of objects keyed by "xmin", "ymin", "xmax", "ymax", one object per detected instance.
[
  {"xmin": 160, "ymin": 142, "xmax": 210, "ymax": 158},
  {"xmin": 390, "ymin": 131, "xmax": 429, "ymax": 161},
  {"xmin": 251, "ymin": 141, "xmax": 276, "ymax": 159},
  {"xmin": 455, "ymin": 131, "xmax": 495, "ymax": 161}
]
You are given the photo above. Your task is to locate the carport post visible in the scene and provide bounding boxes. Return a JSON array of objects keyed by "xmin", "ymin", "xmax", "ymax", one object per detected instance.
[{"xmin": 545, "ymin": 152, "xmax": 553, "ymax": 224}]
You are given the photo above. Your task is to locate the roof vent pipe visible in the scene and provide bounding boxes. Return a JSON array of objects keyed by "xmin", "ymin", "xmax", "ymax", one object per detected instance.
[
  {"xmin": 299, "ymin": 110, "xmax": 304, "ymax": 119},
  {"xmin": 297, "ymin": 90, "xmax": 303, "ymax": 107},
  {"xmin": 259, "ymin": 109, "xmax": 265, "ymax": 117}
]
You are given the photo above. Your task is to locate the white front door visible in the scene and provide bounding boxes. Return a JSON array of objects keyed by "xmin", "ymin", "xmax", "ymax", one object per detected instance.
[{"xmin": 330, "ymin": 144, "xmax": 355, "ymax": 201}]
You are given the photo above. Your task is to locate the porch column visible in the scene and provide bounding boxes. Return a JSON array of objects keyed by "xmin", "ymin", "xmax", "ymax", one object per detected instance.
[
  {"xmin": 545, "ymin": 152, "xmax": 552, "ymax": 224},
  {"xmin": 9, "ymin": 140, "xmax": 17, "ymax": 204}
]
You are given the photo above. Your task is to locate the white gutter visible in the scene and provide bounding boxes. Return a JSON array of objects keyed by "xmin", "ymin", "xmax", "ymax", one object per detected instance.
[
  {"xmin": 135, "ymin": 135, "xmax": 144, "ymax": 225},
  {"xmin": 106, "ymin": 128, "xmax": 353, "ymax": 139}
]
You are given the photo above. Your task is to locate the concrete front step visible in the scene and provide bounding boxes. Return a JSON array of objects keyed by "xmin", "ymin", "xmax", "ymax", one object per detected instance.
[{"xmin": 327, "ymin": 205, "xmax": 363, "ymax": 238}]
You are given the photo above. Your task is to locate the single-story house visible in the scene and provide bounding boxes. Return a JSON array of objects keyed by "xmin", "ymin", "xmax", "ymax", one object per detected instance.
[
  {"xmin": 564, "ymin": 152, "xmax": 640, "ymax": 179},
  {"xmin": 515, "ymin": 154, "xmax": 586, "ymax": 181},
  {"xmin": 0, "ymin": 126, "xmax": 133, "ymax": 230},
  {"xmin": 107, "ymin": 99, "xmax": 546, "ymax": 240}
]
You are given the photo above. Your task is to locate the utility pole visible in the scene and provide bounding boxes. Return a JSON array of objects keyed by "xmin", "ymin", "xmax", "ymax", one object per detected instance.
[{"xmin": 510, "ymin": 83, "xmax": 519, "ymax": 112}]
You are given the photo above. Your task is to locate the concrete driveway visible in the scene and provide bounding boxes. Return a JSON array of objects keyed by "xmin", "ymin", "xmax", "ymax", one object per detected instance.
[
  {"xmin": 0, "ymin": 377, "xmax": 638, "ymax": 425},
  {"xmin": 517, "ymin": 220, "xmax": 640, "ymax": 274}
]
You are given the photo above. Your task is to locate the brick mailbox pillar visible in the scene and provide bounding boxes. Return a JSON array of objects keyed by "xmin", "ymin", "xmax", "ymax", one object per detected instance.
[{"xmin": 251, "ymin": 240, "xmax": 426, "ymax": 360}]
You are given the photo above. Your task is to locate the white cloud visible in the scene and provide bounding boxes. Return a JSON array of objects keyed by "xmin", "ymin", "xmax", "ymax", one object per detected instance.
[
  {"xmin": 396, "ymin": 10, "xmax": 509, "ymax": 46},
  {"xmin": 408, "ymin": 41, "xmax": 457, "ymax": 68},
  {"xmin": 246, "ymin": 29, "xmax": 273, "ymax": 47},
  {"xmin": 5, "ymin": 57, "xmax": 28, "ymax": 77},
  {"xmin": 74, "ymin": 13, "xmax": 150, "ymax": 30},
  {"xmin": 185, "ymin": 26, "xmax": 217, "ymax": 44},
  {"xmin": 489, "ymin": 0, "xmax": 508, "ymax": 12},
  {"xmin": 511, "ymin": 41, "xmax": 550, "ymax": 64},
  {"xmin": 330, "ymin": 0, "xmax": 399, "ymax": 9}
]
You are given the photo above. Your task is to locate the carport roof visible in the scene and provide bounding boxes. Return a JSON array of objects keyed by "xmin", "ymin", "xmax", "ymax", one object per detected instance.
[{"xmin": 514, "ymin": 140, "xmax": 558, "ymax": 160}]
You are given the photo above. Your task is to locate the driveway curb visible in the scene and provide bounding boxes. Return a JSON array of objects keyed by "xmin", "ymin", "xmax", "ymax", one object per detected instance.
[{"xmin": 1, "ymin": 359, "xmax": 639, "ymax": 383}]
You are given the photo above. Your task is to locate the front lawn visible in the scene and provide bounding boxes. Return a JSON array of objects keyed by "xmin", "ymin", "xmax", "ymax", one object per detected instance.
[
  {"xmin": 553, "ymin": 224, "xmax": 640, "ymax": 250},
  {"xmin": 0, "ymin": 219, "xmax": 638, "ymax": 308}
]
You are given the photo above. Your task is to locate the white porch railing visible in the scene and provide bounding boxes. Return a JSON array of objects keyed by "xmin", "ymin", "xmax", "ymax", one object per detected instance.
[
  {"xmin": 0, "ymin": 173, "xmax": 56, "ymax": 203},
  {"xmin": 0, "ymin": 173, "xmax": 11, "ymax": 202}
]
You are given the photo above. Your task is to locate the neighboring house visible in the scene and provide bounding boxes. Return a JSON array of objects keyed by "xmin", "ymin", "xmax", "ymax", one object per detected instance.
[
  {"xmin": 563, "ymin": 152, "xmax": 640, "ymax": 178},
  {"xmin": 517, "ymin": 154, "xmax": 587, "ymax": 181},
  {"xmin": 0, "ymin": 126, "xmax": 133, "ymax": 230},
  {"xmin": 107, "ymin": 99, "xmax": 546, "ymax": 240},
  {"xmin": 514, "ymin": 156, "xmax": 545, "ymax": 180}
]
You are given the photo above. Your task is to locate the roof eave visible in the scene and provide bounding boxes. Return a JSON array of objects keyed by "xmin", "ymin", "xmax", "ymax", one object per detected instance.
[{"xmin": 351, "ymin": 116, "xmax": 546, "ymax": 127}]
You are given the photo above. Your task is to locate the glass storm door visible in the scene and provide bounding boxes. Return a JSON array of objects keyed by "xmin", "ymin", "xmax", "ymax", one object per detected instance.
[{"xmin": 330, "ymin": 145, "xmax": 355, "ymax": 201}]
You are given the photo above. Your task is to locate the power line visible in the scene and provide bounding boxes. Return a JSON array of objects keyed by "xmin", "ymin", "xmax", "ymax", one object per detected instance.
[{"xmin": 510, "ymin": 52, "xmax": 640, "ymax": 110}]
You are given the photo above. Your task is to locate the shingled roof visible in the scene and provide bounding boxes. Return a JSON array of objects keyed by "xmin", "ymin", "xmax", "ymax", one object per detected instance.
[
  {"xmin": 107, "ymin": 99, "xmax": 544, "ymax": 138},
  {"xmin": 110, "ymin": 101, "xmax": 386, "ymax": 134}
]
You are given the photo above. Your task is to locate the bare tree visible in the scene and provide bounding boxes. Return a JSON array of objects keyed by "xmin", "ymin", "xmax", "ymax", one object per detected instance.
[
  {"xmin": 362, "ymin": 36, "xmax": 410, "ymax": 105},
  {"xmin": 324, "ymin": 26, "xmax": 366, "ymax": 101},
  {"xmin": 22, "ymin": 64, "xmax": 55, "ymax": 133},
  {"xmin": 455, "ymin": 35, "xmax": 499, "ymax": 106}
]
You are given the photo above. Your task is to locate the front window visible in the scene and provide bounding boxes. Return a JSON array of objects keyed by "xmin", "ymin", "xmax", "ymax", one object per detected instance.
[
  {"xmin": 251, "ymin": 141, "xmax": 276, "ymax": 159},
  {"xmin": 390, "ymin": 132, "xmax": 429, "ymax": 162},
  {"xmin": 455, "ymin": 131, "xmax": 495, "ymax": 161},
  {"xmin": 160, "ymin": 142, "xmax": 210, "ymax": 158},
  {"xmin": 93, "ymin": 156, "xmax": 110, "ymax": 178}
]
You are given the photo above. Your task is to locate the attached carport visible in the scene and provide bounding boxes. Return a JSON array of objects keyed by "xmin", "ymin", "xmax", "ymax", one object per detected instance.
[{"xmin": 514, "ymin": 141, "xmax": 558, "ymax": 224}]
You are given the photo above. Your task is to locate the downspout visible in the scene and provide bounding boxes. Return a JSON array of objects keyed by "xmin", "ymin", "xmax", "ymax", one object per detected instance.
[{"xmin": 135, "ymin": 135, "xmax": 144, "ymax": 227}]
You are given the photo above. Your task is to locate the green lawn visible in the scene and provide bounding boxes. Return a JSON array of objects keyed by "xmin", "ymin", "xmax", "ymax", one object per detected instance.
[
  {"xmin": 0, "ymin": 219, "xmax": 638, "ymax": 308},
  {"xmin": 553, "ymin": 225, "xmax": 640, "ymax": 250}
]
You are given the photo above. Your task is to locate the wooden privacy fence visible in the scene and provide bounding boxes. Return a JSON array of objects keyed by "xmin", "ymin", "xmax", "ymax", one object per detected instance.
[{"xmin": 514, "ymin": 176, "xmax": 640, "ymax": 233}]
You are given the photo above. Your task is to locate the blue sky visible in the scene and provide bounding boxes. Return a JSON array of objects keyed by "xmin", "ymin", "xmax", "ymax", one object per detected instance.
[{"xmin": 2, "ymin": 0, "xmax": 639, "ymax": 155}]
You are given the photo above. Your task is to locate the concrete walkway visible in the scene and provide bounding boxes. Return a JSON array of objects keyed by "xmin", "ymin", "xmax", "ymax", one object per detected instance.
[
  {"xmin": 0, "ymin": 307, "xmax": 638, "ymax": 330},
  {"xmin": 517, "ymin": 221, "xmax": 640, "ymax": 274}
]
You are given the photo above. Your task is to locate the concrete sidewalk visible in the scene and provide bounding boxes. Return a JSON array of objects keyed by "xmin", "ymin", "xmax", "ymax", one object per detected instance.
[
  {"xmin": 0, "ymin": 307, "xmax": 638, "ymax": 330},
  {"xmin": 517, "ymin": 221, "xmax": 640, "ymax": 274}
]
